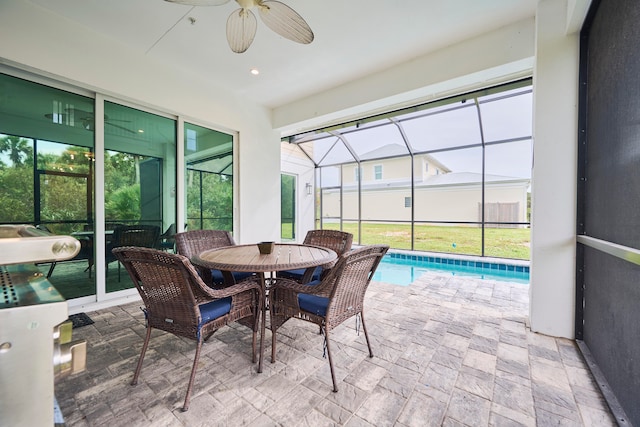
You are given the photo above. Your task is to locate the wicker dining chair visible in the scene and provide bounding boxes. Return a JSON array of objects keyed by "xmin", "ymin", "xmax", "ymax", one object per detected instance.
[
  {"xmin": 278, "ymin": 229, "xmax": 353, "ymax": 284},
  {"xmin": 157, "ymin": 223, "xmax": 177, "ymax": 252},
  {"xmin": 112, "ymin": 246, "xmax": 262, "ymax": 411},
  {"xmin": 175, "ymin": 229, "xmax": 255, "ymax": 288},
  {"xmin": 269, "ymin": 244, "xmax": 389, "ymax": 392},
  {"xmin": 106, "ymin": 224, "xmax": 161, "ymax": 281}
]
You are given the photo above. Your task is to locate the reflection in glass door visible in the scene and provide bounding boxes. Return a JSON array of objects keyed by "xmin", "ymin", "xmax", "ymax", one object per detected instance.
[
  {"xmin": 37, "ymin": 171, "xmax": 90, "ymax": 232},
  {"xmin": 103, "ymin": 101, "xmax": 176, "ymax": 293},
  {"xmin": 0, "ymin": 72, "xmax": 97, "ymax": 300},
  {"xmin": 184, "ymin": 123, "xmax": 234, "ymax": 232}
]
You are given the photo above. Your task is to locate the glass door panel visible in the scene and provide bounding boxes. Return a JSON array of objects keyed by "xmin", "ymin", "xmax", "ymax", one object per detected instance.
[
  {"xmin": 184, "ymin": 122, "xmax": 234, "ymax": 232},
  {"xmin": 0, "ymin": 73, "xmax": 96, "ymax": 300},
  {"xmin": 104, "ymin": 101, "xmax": 176, "ymax": 293},
  {"xmin": 38, "ymin": 172, "xmax": 89, "ymax": 233}
]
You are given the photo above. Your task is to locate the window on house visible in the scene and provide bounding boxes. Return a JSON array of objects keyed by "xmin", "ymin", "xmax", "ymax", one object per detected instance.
[
  {"xmin": 374, "ymin": 165, "xmax": 382, "ymax": 180},
  {"xmin": 355, "ymin": 166, "xmax": 362, "ymax": 181},
  {"xmin": 425, "ymin": 162, "xmax": 429, "ymax": 173},
  {"xmin": 404, "ymin": 197, "xmax": 412, "ymax": 208}
]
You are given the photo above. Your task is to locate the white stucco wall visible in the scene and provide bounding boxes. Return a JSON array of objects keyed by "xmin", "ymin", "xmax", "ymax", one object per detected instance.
[
  {"xmin": 322, "ymin": 184, "xmax": 527, "ymax": 224},
  {"xmin": 529, "ymin": 0, "xmax": 580, "ymax": 339},
  {"xmin": 273, "ymin": 18, "xmax": 536, "ymax": 135}
]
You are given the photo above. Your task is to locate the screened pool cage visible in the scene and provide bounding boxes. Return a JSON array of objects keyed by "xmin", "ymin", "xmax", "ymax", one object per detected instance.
[{"xmin": 283, "ymin": 79, "xmax": 532, "ymax": 260}]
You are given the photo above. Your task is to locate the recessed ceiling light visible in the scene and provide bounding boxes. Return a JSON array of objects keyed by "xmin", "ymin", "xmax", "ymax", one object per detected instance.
[{"xmin": 250, "ymin": 68, "xmax": 260, "ymax": 76}]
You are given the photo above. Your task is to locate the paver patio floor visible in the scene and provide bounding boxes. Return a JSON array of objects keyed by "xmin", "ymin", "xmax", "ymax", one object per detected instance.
[{"xmin": 56, "ymin": 272, "xmax": 616, "ymax": 426}]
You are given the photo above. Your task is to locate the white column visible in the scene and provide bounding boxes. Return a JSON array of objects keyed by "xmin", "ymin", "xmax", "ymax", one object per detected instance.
[{"xmin": 529, "ymin": 0, "xmax": 580, "ymax": 338}]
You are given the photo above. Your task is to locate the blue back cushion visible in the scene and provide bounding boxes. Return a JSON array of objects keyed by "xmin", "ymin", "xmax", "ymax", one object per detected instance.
[
  {"xmin": 298, "ymin": 293, "xmax": 329, "ymax": 316},
  {"xmin": 199, "ymin": 297, "xmax": 232, "ymax": 325},
  {"xmin": 211, "ymin": 270, "xmax": 254, "ymax": 285},
  {"xmin": 279, "ymin": 266, "xmax": 322, "ymax": 282}
]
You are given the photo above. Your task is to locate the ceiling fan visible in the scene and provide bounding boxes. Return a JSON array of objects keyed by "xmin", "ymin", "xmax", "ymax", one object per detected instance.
[
  {"xmin": 165, "ymin": 0, "xmax": 314, "ymax": 53},
  {"xmin": 45, "ymin": 108, "xmax": 136, "ymax": 134}
]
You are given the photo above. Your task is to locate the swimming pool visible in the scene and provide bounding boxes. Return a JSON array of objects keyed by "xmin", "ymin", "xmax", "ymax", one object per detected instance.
[{"xmin": 373, "ymin": 251, "xmax": 530, "ymax": 286}]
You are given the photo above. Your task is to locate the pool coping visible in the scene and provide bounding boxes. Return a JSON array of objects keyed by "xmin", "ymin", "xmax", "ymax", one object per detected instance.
[{"xmin": 352, "ymin": 246, "xmax": 530, "ymax": 274}]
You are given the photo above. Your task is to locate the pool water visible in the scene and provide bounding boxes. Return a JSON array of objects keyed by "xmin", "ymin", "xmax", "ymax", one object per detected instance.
[{"xmin": 373, "ymin": 253, "xmax": 529, "ymax": 286}]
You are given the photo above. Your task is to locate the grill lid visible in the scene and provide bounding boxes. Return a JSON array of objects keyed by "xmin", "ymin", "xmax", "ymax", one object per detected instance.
[{"xmin": 0, "ymin": 225, "xmax": 81, "ymax": 266}]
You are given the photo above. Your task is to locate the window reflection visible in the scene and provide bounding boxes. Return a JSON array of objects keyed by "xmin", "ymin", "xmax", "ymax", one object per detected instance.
[
  {"xmin": 0, "ymin": 72, "xmax": 96, "ymax": 298},
  {"xmin": 104, "ymin": 101, "xmax": 176, "ymax": 292},
  {"xmin": 184, "ymin": 122, "xmax": 234, "ymax": 231}
]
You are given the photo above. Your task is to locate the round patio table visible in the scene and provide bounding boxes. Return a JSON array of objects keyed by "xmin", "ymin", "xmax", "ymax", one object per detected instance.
[{"xmin": 192, "ymin": 243, "xmax": 337, "ymax": 373}]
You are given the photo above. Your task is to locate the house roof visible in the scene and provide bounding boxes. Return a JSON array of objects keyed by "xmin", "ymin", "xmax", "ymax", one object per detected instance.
[
  {"xmin": 359, "ymin": 144, "xmax": 409, "ymax": 160},
  {"xmin": 349, "ymin": 144, "xmax": 453, "ymax": 173}
]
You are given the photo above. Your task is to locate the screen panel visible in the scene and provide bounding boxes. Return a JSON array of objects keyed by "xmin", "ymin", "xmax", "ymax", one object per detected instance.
[{"xmin": 579, "ymin": 0, "xmax": 640, "ymax": 424}]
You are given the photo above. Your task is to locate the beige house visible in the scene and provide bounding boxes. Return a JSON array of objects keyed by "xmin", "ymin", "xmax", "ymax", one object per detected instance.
[{"xmin": 311, "ymin": 146, "xmax": 530, "ymax": 226}]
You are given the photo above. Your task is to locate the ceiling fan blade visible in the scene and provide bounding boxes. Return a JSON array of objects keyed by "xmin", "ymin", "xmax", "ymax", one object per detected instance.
[
  {"xmin": 164, "ymin": 0, "xmax": 231, "ymax": 6},
  {"xmin": 65, "ymin": 107, "xmax": 93, "ymax": 116},
  {"xmin": 258, "ymin": 1, "xmax": 313, "ymax": 45},
  {"xmin": 226, "ymin": 8, "xmax": 258, "ymax": 53},
  {"xmin": 106, "ymin": 122, "xmax": 137, "ymax": 134}
]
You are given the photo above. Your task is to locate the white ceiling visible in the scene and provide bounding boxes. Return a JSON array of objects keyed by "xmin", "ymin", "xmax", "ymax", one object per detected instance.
[{"xmin": 27, "ymin": 0, "xmax": 538, "ymax": 110}]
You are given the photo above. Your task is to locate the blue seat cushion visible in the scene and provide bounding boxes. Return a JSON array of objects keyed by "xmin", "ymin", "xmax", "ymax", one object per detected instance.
[
  {"xmin": 279, "ymin": 266, "xmax": 322, "ymax": 282},
  {"xmin": 298, "ymin": 293, "xmax": 329, "ymax": 317},
  {"xmin": 199, "ymin": 297, "xmax": 232, "ymax": 325},
  {"xmin": 211, "ymin": 270, "xmax": 254, "ymax": 285}
]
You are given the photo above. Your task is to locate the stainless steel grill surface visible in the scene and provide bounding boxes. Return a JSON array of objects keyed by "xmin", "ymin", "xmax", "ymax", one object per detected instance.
[{"xmin": 0, "ymin": 225, "xmax": 86, "ymax": 427}]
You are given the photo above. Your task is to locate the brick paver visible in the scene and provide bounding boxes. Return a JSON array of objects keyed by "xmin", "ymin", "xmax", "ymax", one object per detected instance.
[{"xmin": 57, "ymin": 272, "xmax": 616, "ymax": 426}]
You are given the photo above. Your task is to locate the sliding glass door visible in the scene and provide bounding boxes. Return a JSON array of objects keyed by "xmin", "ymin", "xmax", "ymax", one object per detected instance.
[
  {"xmin": 104, "ymin": 101, "xmax": 176, "ymax": 293},
  {"xmin": 0, "ymin": 71, "xmax": 180, "ymax": 300},
  {"xmin": 0, "ymin": 72, "xmax": 97, "ymax": 299}
]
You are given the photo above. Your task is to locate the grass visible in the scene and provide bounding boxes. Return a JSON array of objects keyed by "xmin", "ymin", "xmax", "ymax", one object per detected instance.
[{"xmin": 315, "ymin": 222, "xmax": 530, "ymax": 260}]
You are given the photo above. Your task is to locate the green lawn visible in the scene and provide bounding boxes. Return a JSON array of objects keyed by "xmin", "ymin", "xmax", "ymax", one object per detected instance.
[{"xmin": 316, "ymin": 222, "xmax": 530, "ymax": 260}]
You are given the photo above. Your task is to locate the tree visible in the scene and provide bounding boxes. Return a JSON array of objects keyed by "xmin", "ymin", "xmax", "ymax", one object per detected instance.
[
  {"xmin": 0, "ymin": 135, "xmax": 33, "ymax": 166},
  {"xmin": 105, "ymin": 184, "xmax": 141, "ymax": 221},
  {"xmin": 0, "ymin": 135, "xmax": 34, "ymax": 222},
  {"xmin": 186, "ymin": 170, "xmax": 233, "ymax": 230}
]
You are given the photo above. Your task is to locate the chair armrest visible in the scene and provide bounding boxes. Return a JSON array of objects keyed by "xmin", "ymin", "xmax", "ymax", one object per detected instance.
[
  {"xmin": 193, "ymin": 275, "xmax": 262, "ymax": 301},
  {"xmin": 271, "ymin": 276, "xmax": 333, "ymax": 298},
  {"xmin": 300, "ymin": 266, "xmax": 321, "ymax": 284}
]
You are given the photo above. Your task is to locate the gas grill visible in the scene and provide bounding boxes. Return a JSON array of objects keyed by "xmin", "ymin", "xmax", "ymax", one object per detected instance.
[{"xmin": 0, "ymin": 225, "xmax": 87, "ymax": 426}]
